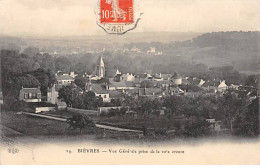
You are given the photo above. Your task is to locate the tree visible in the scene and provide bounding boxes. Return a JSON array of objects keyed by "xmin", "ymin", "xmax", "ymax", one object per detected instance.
[
  {"xmin": 122, "ymin": 95, "xmax": 138, "ymax": 110},
  {"xmin": 58, "ymin": 85, "xmax": 73, "ymax": 107},
  {"xmin": 215, "ymin": 90, "xmax": 251, "ymax": 130},
  {"xmin": 151, "ymin": 98, "xmax": 163, "ymax": 117},
  {"xmin": 41, "ymin": 53, "xmax": 56, "ymax": 72},
  {"xmin": 82, "ymin": 91, "xmax": 103, "ymax": 110},
  {"xmin": 183, "ymin": 117, "xmax": 210, "ymax": 137},
  {"xmin": 74, "ymin": 76, "xmax": 88, "ymax": 90},
  {"xmin": 137, "ymin": 97, "xmax": 154, "ymax": 116},
  {"xmin": 55, "ymin": 57, "xmax": 71, "ymax": 73},
  {"xmin": 163, "ymin": 95, "xmax": 185, "ymax": 116},
  {"xmin": 234, "ymin": 97, "xmax": 259, "ymax": 137},
  {"xmin": 30, "ymin": 68, "xmax": 56, "ymax": 97}
]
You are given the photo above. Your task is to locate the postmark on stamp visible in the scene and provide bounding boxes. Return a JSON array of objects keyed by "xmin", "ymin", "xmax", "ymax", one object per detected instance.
[{"xmin": 96, "ymin": 0, "xmax": 142, "ymax": 35}]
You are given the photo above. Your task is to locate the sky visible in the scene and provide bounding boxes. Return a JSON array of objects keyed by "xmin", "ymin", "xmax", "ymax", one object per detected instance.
[{"xmin": 0, "ymin": 0, "xmax": 259, "ymax": 37}]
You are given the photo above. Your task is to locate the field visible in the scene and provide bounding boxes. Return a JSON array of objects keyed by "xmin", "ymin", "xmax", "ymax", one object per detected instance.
[{"xmin": 0, "ymin": 110, "xmax": 188, "ymax": 144}]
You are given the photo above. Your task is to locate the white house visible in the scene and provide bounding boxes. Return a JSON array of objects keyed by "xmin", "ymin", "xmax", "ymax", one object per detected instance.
[
  {"xmin": 19, "ymin": 87, "xmax": 41, "ymax": 103},
  {"xmin": 56, "ymin": 74, "xmax": 74, "ymax": 86},
  {"xmin": 47, "ymin": 84, "xmax": 63, "ymax": 104}
]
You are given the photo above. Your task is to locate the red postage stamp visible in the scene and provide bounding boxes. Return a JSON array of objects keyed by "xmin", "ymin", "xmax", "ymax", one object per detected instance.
[
  {"xmin": 96, "ymin": 0, "xmax": 142, "ymax": 34},
  {"xmin": 100, "ymin": 0, "xmax": 134, "ymax": 23}
]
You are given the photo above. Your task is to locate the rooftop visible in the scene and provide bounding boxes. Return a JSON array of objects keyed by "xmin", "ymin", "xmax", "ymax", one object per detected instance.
[
  {"xmin": 56, "ymin": 74, "xmax": 74, "ymax": 81},
  {"xmin": 90, "ymin": 83, "xmax": 108, "ymax": 94},
  {"xmin": 21, "ymin": 88, "xmax": 41, "ymax": 93}
]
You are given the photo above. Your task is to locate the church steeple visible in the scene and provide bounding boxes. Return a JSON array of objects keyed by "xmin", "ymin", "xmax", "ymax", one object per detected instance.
[{"xmin": 95, "ymin": 56, "xmax": 105, "ymax": 78}]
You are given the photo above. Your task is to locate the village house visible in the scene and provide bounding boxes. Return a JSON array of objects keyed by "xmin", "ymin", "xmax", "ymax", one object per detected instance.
[
  {"xmin": 202, "ymin": 80, "xmax": 228, "ymax": 93},
  {"xmin": 56, "ymin": 74, "xmax": 74, "ymax": 86},
  {"xmin": 19, "ymin": 87, "xmax": 41, "ymax": 102},
  {"xmin": 47, "ymin": 84, "xmax": 63, "ymax": 104},
  {"xmin": 85, "ymin": 81, "xmax": 110, "ymax": 102},
  {"xmin": 107, "ymin": 78, "xmax": 136, "ymax": 91}
]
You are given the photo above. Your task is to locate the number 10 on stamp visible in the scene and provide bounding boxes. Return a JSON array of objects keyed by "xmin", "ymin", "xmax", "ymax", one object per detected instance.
[{"xmin": 100, "ymin": 0, "xmax": 134, "ymax": 23}]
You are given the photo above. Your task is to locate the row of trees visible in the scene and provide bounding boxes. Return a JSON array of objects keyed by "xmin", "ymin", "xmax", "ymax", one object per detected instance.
[
  {"xmin": 120, "ymin": 90, "xmax": 258, "ymax": 137},
  {"xmin": 2, "ymin": 46, "xmax": 256, "ymax": 87}
]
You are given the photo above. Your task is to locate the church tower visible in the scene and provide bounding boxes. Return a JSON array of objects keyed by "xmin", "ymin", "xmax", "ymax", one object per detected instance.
[{"xmin": 95, "ymin": 56, "xmax": 105, "ymax": 78}]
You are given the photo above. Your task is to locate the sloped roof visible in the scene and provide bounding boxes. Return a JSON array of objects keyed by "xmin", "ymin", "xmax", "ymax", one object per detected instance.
[
  {"xmin": 56, "ymin": 74, "xmax": 74, "ymax": 81},
  {"xmin": 91, "ymin": 83, "xmax": 108, "ymax": 94},
  {"xmin": 21, "ymin": 88, "xmax": 41, "ymax": 93}
]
